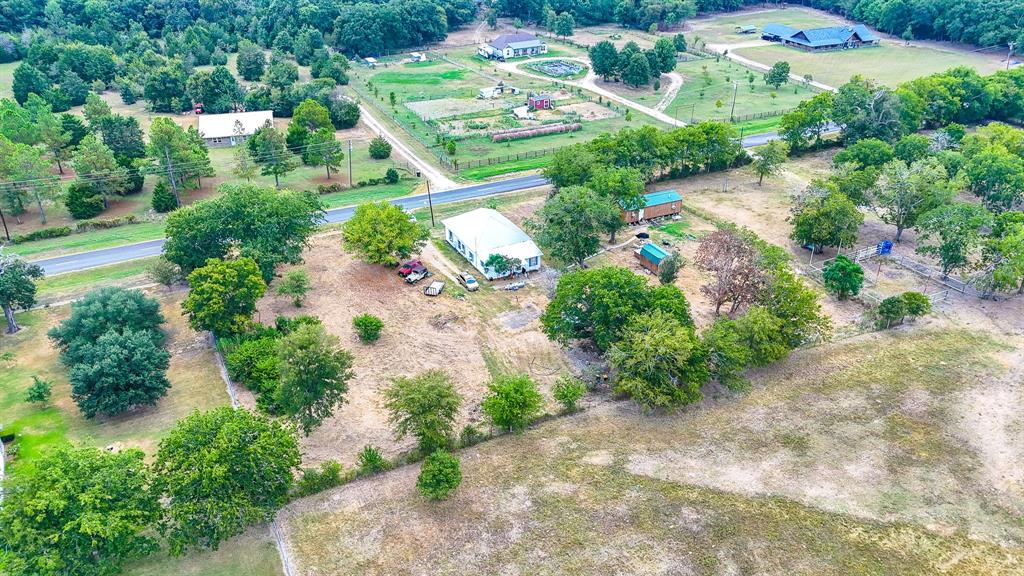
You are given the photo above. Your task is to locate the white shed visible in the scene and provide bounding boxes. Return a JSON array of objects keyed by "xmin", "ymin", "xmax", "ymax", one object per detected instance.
[{"xmin": 442, "ymin": 208, "xmax": 542, "ymax": 279}]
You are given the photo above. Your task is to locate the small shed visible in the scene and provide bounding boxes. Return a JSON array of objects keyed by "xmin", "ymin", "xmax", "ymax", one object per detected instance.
[
  {"xmin": 621, "ymin": 189, "xmax": 682, "ymax": 224},
  {"xmin": 635, "ymin": 242, "xmax": 669, "ymax": 273},
  {"xmin": 363, "ymin": 57, "xmax": 378, "ymax": 68},
  {"xmin": 528, "ymin": 93, "xmax": 553, "ymax": 110},
  {"xmin": 512, "ymin": 106, "xmax": 536, "ymax": 120},
  {"xmin": 735, "ymin": 25, "xmax": 757, "ymax": 34},
  {"xmin": 409, "ymin": 52, "xmax": 427, "ymax": 62}
]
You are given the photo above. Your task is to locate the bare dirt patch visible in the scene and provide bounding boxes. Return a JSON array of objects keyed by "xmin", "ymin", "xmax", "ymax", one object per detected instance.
[
  {"xmin": 558, "ymin": 101, "xmax": 618, "ymax": 121},
  {"xmin": 256, "ymin": 231, "xmax": 569, "ymax": 467}
]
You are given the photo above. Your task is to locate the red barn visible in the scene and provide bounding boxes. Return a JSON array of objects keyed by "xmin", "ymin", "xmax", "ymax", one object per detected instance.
[{"xmin": 528, "ymin": 93, "xmax": 553, "ymax": 110}]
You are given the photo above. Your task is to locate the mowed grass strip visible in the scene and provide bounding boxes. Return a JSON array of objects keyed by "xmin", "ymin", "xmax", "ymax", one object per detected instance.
[
  {"xmin": 371, "ymin": 68, "xmax": 466, "ymax": 85},
  {"xmin": 459, "ymin": 155, "xmax": 552, "ymax": 180}
]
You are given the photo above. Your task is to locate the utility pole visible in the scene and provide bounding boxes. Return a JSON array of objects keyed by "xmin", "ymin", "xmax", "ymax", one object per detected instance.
[
  {"xmin": 425, "ymin": 177, "xmax": 435, "ymax": 228},
  {"xmin": 348, "ymin": 140, "xmax": 353, "ymax": 188},
  {"xmin": 1008, "ymin": 42, "xmax": 1018, "ymax": 71},
  {"xmin": 0, "ymin": 203, "xmax": 10, "ymax": 242},
  {"xmin": 162, "ymin": 147, "xmax": 181, "ymax": 208},
  {"xmin": 729, "ymin": 81, "xmax": 738, "ymax": 122},
  {"xmin": 690, "ymin": 102, "xmax": 696, "ymax": 123}
]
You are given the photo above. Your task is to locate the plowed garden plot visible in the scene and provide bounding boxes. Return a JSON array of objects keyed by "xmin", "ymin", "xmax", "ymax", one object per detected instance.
[{"xmin": 255, "ymin": 232, "xmax": 569, "ymax": 467}]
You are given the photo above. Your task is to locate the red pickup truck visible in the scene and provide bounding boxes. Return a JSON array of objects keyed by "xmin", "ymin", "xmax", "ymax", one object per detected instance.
[{"xmin": 397, "ymin": 259, "xmax": 423, "ymax": 277}]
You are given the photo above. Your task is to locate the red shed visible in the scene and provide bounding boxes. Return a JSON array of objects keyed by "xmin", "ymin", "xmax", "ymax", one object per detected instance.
[{"xmin": 528, "ymin": 93, "xmax": 553, "ymax": 110}]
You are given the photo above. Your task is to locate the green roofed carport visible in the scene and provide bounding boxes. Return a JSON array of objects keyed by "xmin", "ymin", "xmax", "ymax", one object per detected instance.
[{"xmin": 642, "ymin": 190, "xmax": 682, "ymax": 207}]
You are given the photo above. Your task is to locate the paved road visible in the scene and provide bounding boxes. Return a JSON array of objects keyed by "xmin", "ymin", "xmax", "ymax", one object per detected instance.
[
  {"xmin": 32, "ymin": 174, "xmax": 549, "ymax": 275},
  {"xmin": 31, "ymin": 124, "xmax": 839, "ymax": 276}
]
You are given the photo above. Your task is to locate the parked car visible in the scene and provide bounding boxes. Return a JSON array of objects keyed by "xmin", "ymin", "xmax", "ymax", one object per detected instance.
[
  {"xmin": 398, "ymin": 259, "xmax": 423, "ymax": 277},
  {"xmin": 405, "ymin": 265, "xmax": 430, "ymax": 284},
  {"xmin": 457, "ymin": 271, "xmax": 479, "ymax": 291}
]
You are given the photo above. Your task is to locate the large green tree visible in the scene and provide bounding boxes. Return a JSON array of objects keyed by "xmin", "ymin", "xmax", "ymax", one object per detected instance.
[
  {"xmin": 0, "ymin": 248, "xmax": 43, "ymax": 333},
  {"xmin": 0, "ymin": 445, "xmax": 161, "ymax": 576},
  {"xmin": 343, "ymin": 201, "xmax": 428, "ymax": 265},
  {"xmin": 182, "ymin": 257, "xmax": 267, "ymax": 336},
  {"xmin": 275, "ymin": 322, "xmax": 354, "ymax": 435},
  {"xmin": 163, "ymin": 183, "xmax": 323, "ymax": 281},
  {"xmin": 916, "ymin": 202, "xmax": 993, "ymax": 276},
  {"xmin": 48, "ymin": 286, "xmax": 165, "ymax": 364},
  {"xmin": 530, "ymin": 185, "xmax": 622, "ymax": 265},
  {"xmin": 67, "ymin": 328, "xmax": 171, "ymax": 418},
  {"xmin": 541, "ymin": 266, "xmax": 693, "ymax": 351},
  {"xmin": 383, "ymin": 369, "xmax": 461, "ymax": 453},
  {"xmin": 789, "ymin": 191, "xmax": 863, "ymax": 253},
  {"xmin": 71, "ymin": 134, "xmax": 128, "ymax": 207},
  {"xmin": 248, "ymin": 122, "xmax": 299, "ymax": 187},
  {"xmin": 610, "ymin": 310, "xmax": 709, "ymax": 411},
  {"xmin": 589, "ymin": 40, "xmax": 618, "ymax": 80},
  {"xmin": 153, "ymin": 407, "xmax": 301, "ymax": 555},
  {"xmin": 871, "ymin": 158, "xmax": 954, "ymax": 242}
]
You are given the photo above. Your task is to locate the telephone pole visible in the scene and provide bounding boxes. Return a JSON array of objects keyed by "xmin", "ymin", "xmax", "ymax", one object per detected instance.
[
  {"xmin": 1008, "ymin": 42, "xmax": 1018, "ymax": 71},
  {"xmin": 348, "ymin": 140, "xmax": 353, "ymax": 188},
  {"xmin": 729, "ymin": 81, "xmax": 739, "ymax": 122},
  {"xmin": 0, "ymin": 203, "xmax": 9, "ymax": 242}
]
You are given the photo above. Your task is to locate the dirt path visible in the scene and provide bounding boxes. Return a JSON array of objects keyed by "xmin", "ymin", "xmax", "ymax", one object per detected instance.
[
  {"xmin": 358, "ymin": 105, "xmax": 458, "ymax": 190},
  {"xmin": 716, "ymin": 49, "xmax": 838, "ymax": 91},
  {"xmin": 654, "ymin": 71, "xmax": 683, "ymax": 111},
  {"xmin": 494, "ymin": 57, "xmax": 686, "ymax": 127}
]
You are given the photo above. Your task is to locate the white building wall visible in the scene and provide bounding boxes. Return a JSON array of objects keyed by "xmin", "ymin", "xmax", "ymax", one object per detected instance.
[{"xmin": 443, "ymin": 226, "xmax": 541, "ymax": 280}]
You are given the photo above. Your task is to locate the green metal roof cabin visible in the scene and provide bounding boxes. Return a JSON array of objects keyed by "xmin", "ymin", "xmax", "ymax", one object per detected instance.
[
  {"xmin": 635, "ymin": 242, "xmax": 669, "ymax": 273},
  {"xmin": 621, "ymin": 190, "xmax": 683, "ymax": 224}
]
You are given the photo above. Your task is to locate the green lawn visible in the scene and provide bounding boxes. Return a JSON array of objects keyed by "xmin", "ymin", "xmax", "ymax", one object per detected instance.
[
  {"xmin": 734, "ymin": 42, "xmax": 1006, "ymax": 88},
  {"xmin": 35, "ymin": 258, "xmax": 157, "ymax": 300},
  {"xmin": 0, "ymin": 296, "xmax": 230, "ymax": 475},
  {"xmin": 11, "ymin": 221, "xmax": 167, "ymax": 259},
  {"xmin": 668, "ymin": 57, "xmax": 816, "ymax": 123},
  {"xmin": 460, "ymin": 155, "xmax": 552, "ymax": 180}
]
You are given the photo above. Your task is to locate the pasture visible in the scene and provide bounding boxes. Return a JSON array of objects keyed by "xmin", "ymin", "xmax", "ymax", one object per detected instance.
[
  {"xmin": 734, "ymin": 41, "xmax": 1007, "ymax": 88},
  {"xmin": 688, "ymin": 7, "xmax": 843, "ymax": 47}
]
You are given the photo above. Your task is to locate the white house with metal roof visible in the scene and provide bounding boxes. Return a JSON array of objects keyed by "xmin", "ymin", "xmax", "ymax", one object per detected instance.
[
  {"xmin": 478, "ymin": 32, "xmax": 548, "ymax": 60},
  {"xmin": 196, "ymin": 110, "xmax": 273, "ymax": 147},
  {"xmin": 442, "ymin": 208, "xmax": 542, "ymax": 279}
]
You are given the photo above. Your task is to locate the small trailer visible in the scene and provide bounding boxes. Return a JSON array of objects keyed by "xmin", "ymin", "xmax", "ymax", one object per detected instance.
[{"xmin": 423, "ymin": 280, "xmax": 445, "ymax": 296}]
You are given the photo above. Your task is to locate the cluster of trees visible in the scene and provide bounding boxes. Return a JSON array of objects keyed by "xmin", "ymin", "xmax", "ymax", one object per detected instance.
[
  {"xmin": 588, "ymin": 37, "xmax": 679, "ymax": 87},
  {"xmin": 498, "ymin": 0, "xmax": 697, "ymax": 30},
  {"xmin": 0, "ymin": 247, "xmax": 43, "ymax": 333},
  {"xmin": 545, "ymin": 122, "xmax": 746, "ymax": 186},
  {"xmin": 791, "ymin": 123, "xmax": 1024, "ymax": 296},
  {"xmin": 541, "ymin": 245, "xmax": 829, "ymax": 406},
  {"xmin": 780, "ymin": 67, "xmax": 1024, "ymax": 155},
  {"xmin": 0, "ymin": 407, "xmax": 302, "ymax": 575}
]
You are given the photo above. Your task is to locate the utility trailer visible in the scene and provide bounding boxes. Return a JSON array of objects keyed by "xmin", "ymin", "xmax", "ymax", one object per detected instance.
[{"xmin": 423, "ymin": 280, "xmax": 445, "ymax": 296}]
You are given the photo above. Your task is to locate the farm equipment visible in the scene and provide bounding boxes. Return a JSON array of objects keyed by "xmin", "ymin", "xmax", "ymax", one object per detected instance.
[{"xmin": 424, "ymin": 280, "xmax": 445, "ymax": 296}]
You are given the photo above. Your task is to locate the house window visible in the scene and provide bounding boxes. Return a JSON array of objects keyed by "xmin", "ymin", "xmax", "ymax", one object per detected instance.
[
  {"xmin": 528, "ymin": 256, "xmax": 539, "ymax": 267},
  {"xmin": 447, "ymin": 229, "xmax": 453, "ymax": 242},
  {"xmin": 468, "ymin": 251, "xmax": 475, "ymax": 263}
]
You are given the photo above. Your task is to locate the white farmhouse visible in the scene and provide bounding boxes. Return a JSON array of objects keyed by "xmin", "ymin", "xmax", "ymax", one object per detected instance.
[
  {"xmin": 442, "ymin": 208, "xmax": 542, "ymax": 279},
  {"xmin": 196, "ymin": 110, "xmax": 273, "ymax": 147}
]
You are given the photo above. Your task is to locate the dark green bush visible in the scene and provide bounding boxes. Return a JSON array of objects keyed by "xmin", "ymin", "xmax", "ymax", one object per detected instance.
[
  {"xmin": 352, "ymin": 314, "xmax": 383, "ymax": 343},
  {"xmin": 65, "ymin": 181, "xmax": 105, "ymax": 219},
  {"xmin": 151, "ymin": 180, "xmax": 178, "ymax": 213},
  {"xmin": 12, "ymin": 226, "xmax": 72, "ymax": 244},
  {"xmin": 416, "ymin": 450, "xmax": 462, "ymax": 500},
  {"xmin": 356, "ymin": 445, "xmax": 390, "ymax": 475},
  {"xmin": 293, "ymin": 460, "xmax": 344, "ymax": 497}
]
